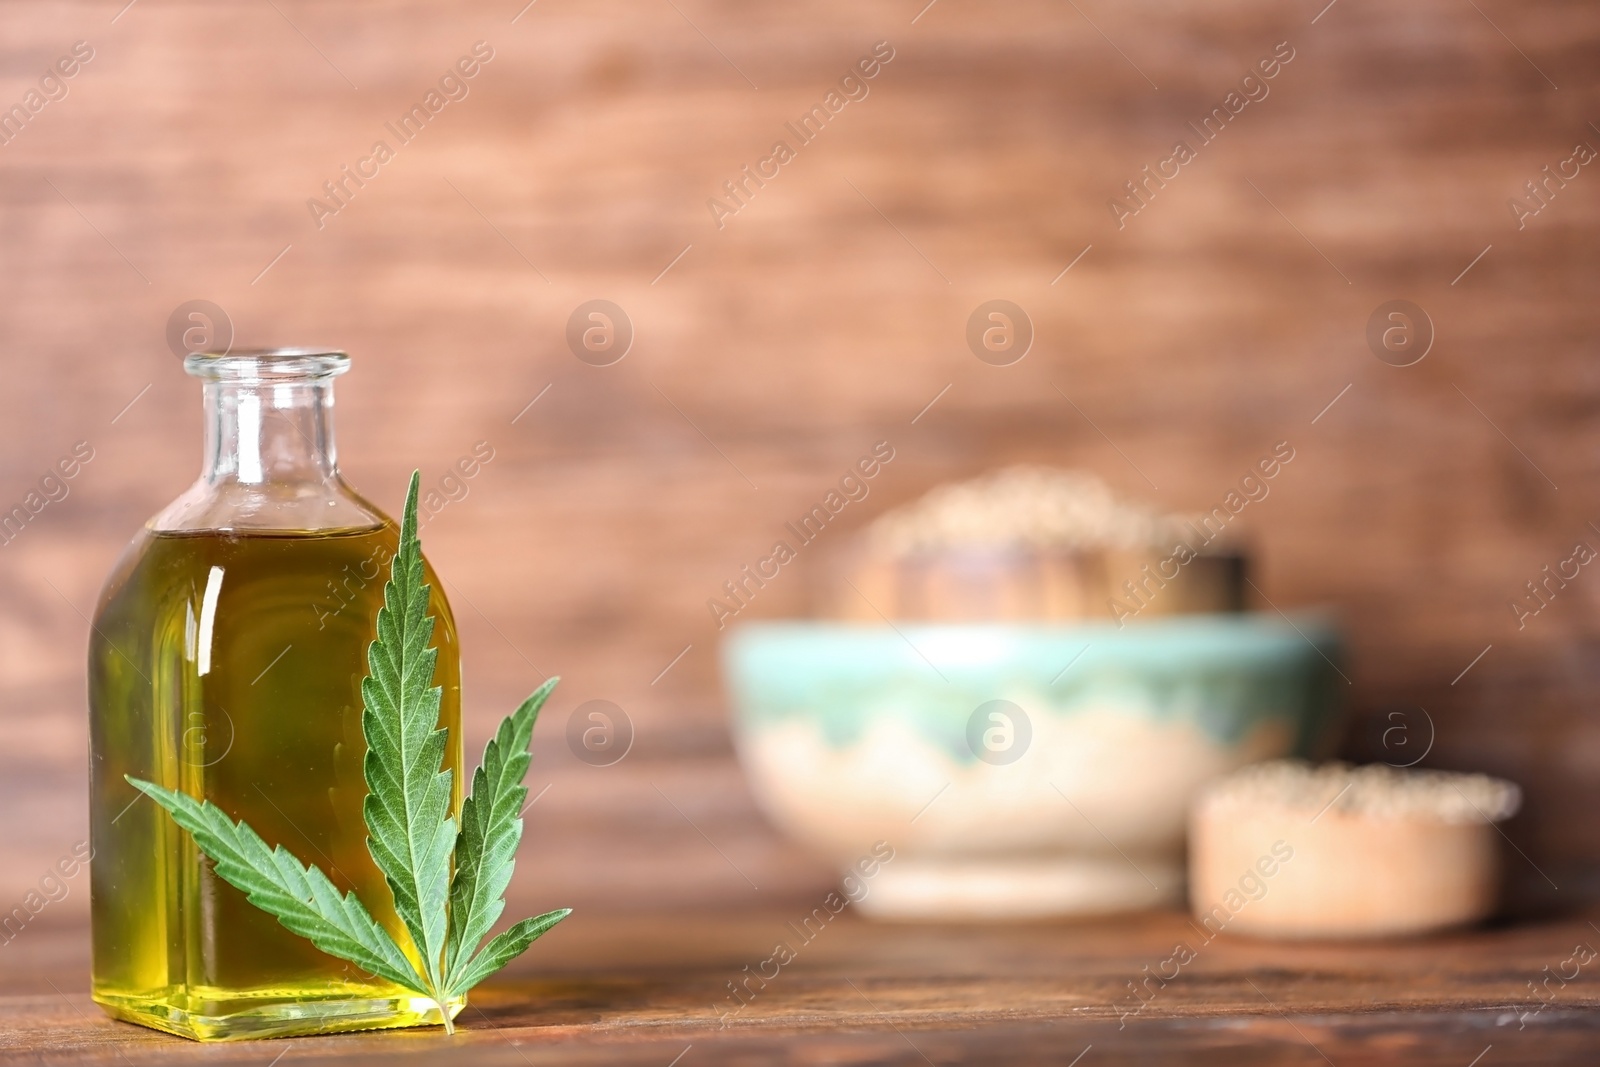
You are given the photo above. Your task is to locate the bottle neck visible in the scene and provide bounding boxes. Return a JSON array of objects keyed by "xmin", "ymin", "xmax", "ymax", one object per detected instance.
[{"xmin": 202, "ymin": 379, "xmax": 338, "ymax": 485}]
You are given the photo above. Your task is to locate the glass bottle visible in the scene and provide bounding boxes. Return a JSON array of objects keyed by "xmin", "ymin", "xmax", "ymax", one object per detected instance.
[{"xmin": 88, "ymin": 349, "xmax": 463, "ymax": 1040}]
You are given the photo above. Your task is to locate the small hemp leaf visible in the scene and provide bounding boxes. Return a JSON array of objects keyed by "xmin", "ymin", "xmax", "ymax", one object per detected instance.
[{"xmin": 128, "ymin": 469, "xmax": 570, "ymax": 1035}]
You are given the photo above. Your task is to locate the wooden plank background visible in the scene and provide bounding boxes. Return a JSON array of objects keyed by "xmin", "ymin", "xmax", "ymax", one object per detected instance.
[{"xmin": 1, "ymin": 0, "xmax": 1599, "ymax": 935}]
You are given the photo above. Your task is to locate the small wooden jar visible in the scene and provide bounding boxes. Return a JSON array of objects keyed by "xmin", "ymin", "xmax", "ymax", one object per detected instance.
[
  {"xmin": 1189, "ymin": 761, "xmax": 1521, "ymax": 939},
  {"xmin": 823, "ymin": 545, "xmax": 1247, "ymax": 622},
  {"xmin": 817, "ymin": 467, "xmax": 1248, "ymax": 623}
]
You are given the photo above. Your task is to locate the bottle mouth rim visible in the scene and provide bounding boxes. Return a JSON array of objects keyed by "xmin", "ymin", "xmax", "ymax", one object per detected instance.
[{"xmin": 184, "ymin": 348, "xmax": 350, "ymax": 381}]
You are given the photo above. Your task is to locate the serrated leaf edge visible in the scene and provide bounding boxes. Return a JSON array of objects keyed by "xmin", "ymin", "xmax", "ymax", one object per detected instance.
[
  {"xmin": 125, "ymin": 776, "xmax": 426, "ymax": 996},
  {"xmin": 444, "ymin": 676, "xmax": 557, "ymax": 989},
  {"xmin": 360, "ymin": 471, "xmax": 456, "ymax": 1001},
  {"xmin": 445, "ymin": 908, "xmax": 572, "ymax": 1001}
]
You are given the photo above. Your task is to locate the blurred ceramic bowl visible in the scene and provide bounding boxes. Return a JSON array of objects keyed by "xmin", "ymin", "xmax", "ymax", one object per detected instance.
[{"xmin": 722, "ymin": 615, "xmax": 1342, "ymax": 920}]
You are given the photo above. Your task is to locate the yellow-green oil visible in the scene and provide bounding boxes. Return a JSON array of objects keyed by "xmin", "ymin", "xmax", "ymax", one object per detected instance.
[{"xmin": 88, "ymin": 525, "xmax": 463, "ymax": 1040}]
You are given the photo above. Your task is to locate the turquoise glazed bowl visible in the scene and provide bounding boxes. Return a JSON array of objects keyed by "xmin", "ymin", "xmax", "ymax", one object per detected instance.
[{"xmin": 723, "ymin": 615, "xmax": 1342, "ymax": 919}]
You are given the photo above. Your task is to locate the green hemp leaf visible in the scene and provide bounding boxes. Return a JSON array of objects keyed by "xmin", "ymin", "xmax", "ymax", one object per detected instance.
[{"xmin": 129, "ymin": 470, "xmax": 570, "ymax": 1034}]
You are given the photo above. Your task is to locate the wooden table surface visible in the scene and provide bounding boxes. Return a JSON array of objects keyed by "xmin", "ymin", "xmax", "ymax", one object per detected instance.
[{"xmin": 8, "ymin": 909, "xmax": 1600, "ymax": 1064}]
